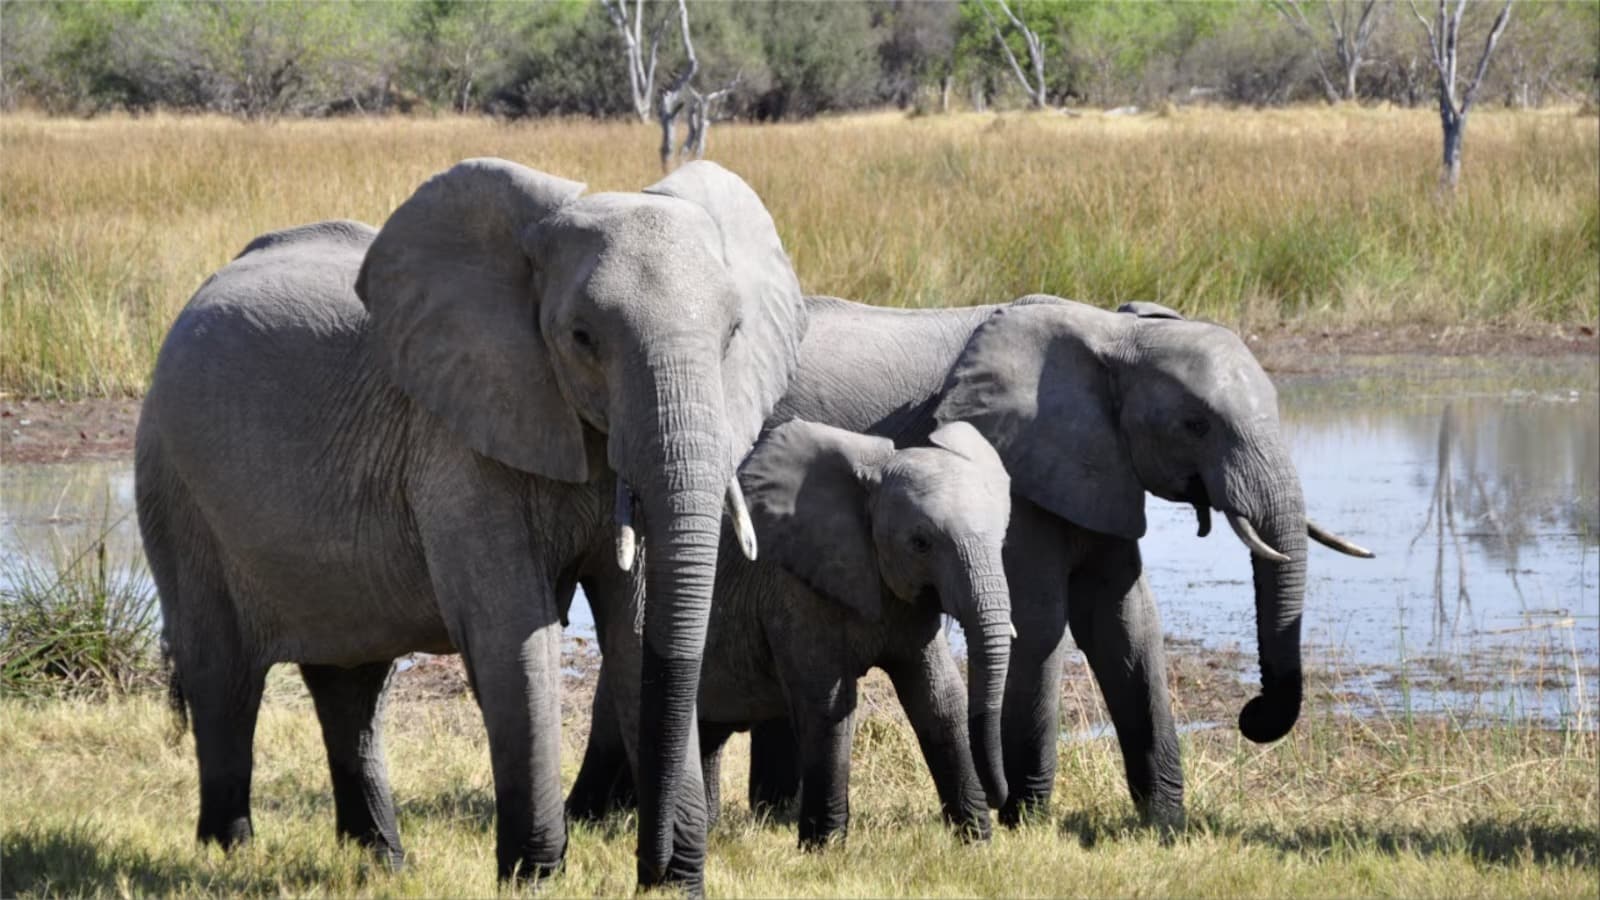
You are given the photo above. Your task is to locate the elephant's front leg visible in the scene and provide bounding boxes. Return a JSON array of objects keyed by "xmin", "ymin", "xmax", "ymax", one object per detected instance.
[
  {"xmin": 568, "ymin": 664, "xmax": 638, "ymax": 823},
  {"xmin": 998, "ymin": 504, "xmax": 1073, "ymax": 826},
  {"xmin": 883, "ymin": 639, "xmax": 990, "ymax": 842},
  {"xmin": 788, "ymin": 682, "xmax": 857, "ymax": 850},
  {"xmin": 1067, "ymin": 537, "xmax": 1184, "ymax": 830},
  {"xmin": 419, "ymin": 476, "xmax": 568, "ymax": 882}
]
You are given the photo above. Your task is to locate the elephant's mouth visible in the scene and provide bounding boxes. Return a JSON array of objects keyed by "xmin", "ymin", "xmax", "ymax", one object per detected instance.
[{"xmin": 611, "ymin": 478, "xmax": 758, "ymax": 572}]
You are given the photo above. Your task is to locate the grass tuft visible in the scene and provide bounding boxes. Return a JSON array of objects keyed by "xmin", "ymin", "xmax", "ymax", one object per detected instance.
[{"xmin": 0, "ymin": 518, "xmax": 162, "ymax": 698}]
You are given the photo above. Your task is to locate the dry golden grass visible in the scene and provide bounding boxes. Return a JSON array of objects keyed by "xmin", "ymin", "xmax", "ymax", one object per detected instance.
[
  {"xmin": 1, "ymin": 660, "xmax": 1595, "ymax": 898},
  {"xmin": 2, "ymin": 105, "xmax": 1596, "ymax": 398}
]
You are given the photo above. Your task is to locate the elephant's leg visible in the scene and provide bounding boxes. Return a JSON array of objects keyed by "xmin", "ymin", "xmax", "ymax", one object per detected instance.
[
  {"xmin": 789, "ymin": 686, "xmax": 856, "ymax": 850},
  {"xmin": 567, "ymin": 665, "xmax": 637, "ymax": 823},
  {"xmin": 883, "ymin": 641, "xmax": 990, "ymax": 842},
  {"xmin": 698, "ymin": 720, "xmax": 738, "ymax": 831},
  {"xmin": 181, "ymin": 639, "xmax": 267, "ymax": 850},
  {"xmin": 300, "ymin": 660, "xmax": 404, "ymax": 867},
  {"xmin": 998, "ymin": 552, "xmax": 1071, "ymax": 827},
  {"xmin": 1067, "ymin": 539, "xmax": 1184, "ymax": 829},
  {"xmin": 747, "ymin": 718, "xmax": 801, "ymax": 819}
]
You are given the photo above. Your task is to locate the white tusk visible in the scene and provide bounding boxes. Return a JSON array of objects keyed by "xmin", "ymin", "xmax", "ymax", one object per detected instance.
[
  {"xmin": 1227, "ymin": 513, "xmax": 1292, "ymax": 564},
  {"xmin": 614, "ymin": 480, "xmax": 638, "ymax": 572},
  {"xmin": 1307, "ymin": 520, "xmax": 1375, "ymax": 558},
  {"xmin": 726, "ymin": 476, "xmax": 758, "ymax": 561},
  {"xmin": 1009, "ymin": 623, "xmax": 1018, "ymax": 640}
]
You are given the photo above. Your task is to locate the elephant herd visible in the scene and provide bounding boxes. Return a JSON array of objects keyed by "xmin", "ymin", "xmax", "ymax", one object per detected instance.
[{"xmin": 135, "ymin": 158, "xmax": 1371, "ymax": 891}]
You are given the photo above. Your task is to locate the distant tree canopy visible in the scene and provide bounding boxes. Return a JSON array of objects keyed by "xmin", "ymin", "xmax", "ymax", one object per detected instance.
[{"xmin": 2, "ymin": 0, "xmax": 1595, "ymax": 118}]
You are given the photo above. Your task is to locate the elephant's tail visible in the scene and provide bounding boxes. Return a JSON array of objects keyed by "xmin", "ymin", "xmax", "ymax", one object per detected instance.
[{"xmin": 162, "ymin": 636, "xmax": 189, "ymax": 744}]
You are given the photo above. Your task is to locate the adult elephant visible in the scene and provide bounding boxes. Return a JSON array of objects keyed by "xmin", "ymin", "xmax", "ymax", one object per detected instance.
[
  {"xmin": 136, "ymin": 158, "xmax": 805, "ymax": 890},
  {"xmin": 570, "ymin": 294, "xmax": 1369, "ymax": 831}
]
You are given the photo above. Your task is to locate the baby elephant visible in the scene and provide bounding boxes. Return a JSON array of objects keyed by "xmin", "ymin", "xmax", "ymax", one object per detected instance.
[{"xmin": 578, "ymin": 419, "xmax": 1015, "ymax": 847}]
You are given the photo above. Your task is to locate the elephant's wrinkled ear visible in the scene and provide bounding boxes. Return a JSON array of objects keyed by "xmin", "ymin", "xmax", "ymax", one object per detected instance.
[
  {"xmin": 357, "ymin": 158, "xmax": 591, "ymax": 481},
  {"xmin": 740, "ymin": 419, "xmax": 896, "ymax": 622},
  {"xmin": 644, "ymin": 162, "xmax": 807, "ymax": 468},
  {"xmin": 934, "ymin": 303, "xmax": 1147, "ymax": 541},
  {"xmin": 1117, "ymin": 301, "xmax": 1185, "ymax": 320}
]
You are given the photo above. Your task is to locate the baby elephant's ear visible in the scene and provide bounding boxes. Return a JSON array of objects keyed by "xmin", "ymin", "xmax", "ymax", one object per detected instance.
[
  {"xmin": 928, "ymin": 420, "xmax": 1007, "ymax": 477},
  {"xmin": 739, "ymin": 419, "xmax": 896, "ymax": 622}
]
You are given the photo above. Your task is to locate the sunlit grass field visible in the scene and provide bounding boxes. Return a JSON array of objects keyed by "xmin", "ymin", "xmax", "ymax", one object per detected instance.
[
  {"xmin": 1, "ymin": 668, "xmax": 1595, "ymax": 898},
  {"xmin": 2, "ymin": 105, "xmax": 1596, "ymax": 398}
]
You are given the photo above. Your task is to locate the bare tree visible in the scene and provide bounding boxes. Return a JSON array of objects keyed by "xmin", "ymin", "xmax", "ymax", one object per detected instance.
[
  {"xmin": 655, "ymin": 0, "xmax": 697, "ymax": 171},
  {"xmin": 1408, "ymin": 0, "xmax": 1515, "ymax": 191},
  {"xmin": 976, "ymin": 0, "xmax": 1048, "ymax": 109},
  {"xmin": 1271, "ymin": 0, "xmax": 1387, "ymax": 102},
  {"xmin": 603, "ymin": 0, "xmax": 666, "ymax": 122}
]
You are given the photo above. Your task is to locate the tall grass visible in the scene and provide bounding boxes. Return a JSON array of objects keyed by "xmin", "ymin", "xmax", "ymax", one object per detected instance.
[
  {"xmin": 0, "ymin": 672, "xmax": 1593, "ymax": 897},
  {"xmin": 2, "ymin": 106, "xmax": 1596, "ymax": 398}
]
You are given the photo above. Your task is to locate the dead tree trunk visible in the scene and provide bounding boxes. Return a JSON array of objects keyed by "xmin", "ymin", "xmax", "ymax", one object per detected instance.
[
  {"xmin": 656, "ymin": 0, "xmax": 697, "ymax": 172},
  {"xmin": 1409, "ymin": 0, "xmax": 1514, "ymax": 192},
  {"xmin": 604, "ymin": 0, "xmax": 665, "ymax": 122},
  {"xmin": 1272, "ymin": 0, "xmax": 1387, "ymax": 103},
  {"xmin": 977, "ymin": 0, "xmax": 1048, "ymax": 110}
]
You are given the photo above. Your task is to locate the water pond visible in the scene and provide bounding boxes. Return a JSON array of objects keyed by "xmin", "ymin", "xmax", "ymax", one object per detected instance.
[{"xmin": 4, "ymin": 356, "xmax": 1596, "ymax": 728}]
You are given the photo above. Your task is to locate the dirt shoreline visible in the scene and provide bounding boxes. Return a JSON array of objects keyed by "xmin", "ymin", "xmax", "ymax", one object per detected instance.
[{"xmin": 4, "ymin": 326, "xmax": 1596, "ymax": 466}]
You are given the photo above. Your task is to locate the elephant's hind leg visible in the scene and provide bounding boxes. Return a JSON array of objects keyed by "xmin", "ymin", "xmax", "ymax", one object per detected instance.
[
  {"xmin": 178, "ymin": 630, "xmax": 267, "ymax": 849},
  {"xmin": 142, "ymin": 490, "xmax": 265, "ymax": 850},
  {"xmin": 301, "ymin": 660, "xmax": 404, "ymax": 868}
]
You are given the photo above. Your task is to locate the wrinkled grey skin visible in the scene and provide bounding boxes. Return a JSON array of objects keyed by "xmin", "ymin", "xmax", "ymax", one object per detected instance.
[
  {"xmin": 579, "ymin": 419, "xmax": 1013, "ymax": 846},
  {"xmin": 135, "ymin": 158, "xmax": 805, "ymax": 890},
  {"xmin": 574, "ymin": 293, "xmax": 1359, "ymax": 831}
]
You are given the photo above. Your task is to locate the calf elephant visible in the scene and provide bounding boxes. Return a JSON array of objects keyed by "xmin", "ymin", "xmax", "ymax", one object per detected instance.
[
  {"xmin": 578, "ymin": 419, "xmax": 1014, "ymax": 845},
  {"xmin": 136, "ymin": 158, "xmax": 806, "ymax": 890},
  {"xmin": 573, "ymin": 294, "xmax": 1370, "ymax": 831}
]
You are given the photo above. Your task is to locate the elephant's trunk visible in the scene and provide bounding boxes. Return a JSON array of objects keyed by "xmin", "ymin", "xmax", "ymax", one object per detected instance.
[
  {"xmin": 956, "ymin": 542, "xmax": 1011, "ymax": 809},
  {"xmin": 1217, "ymin": 440, "xmax": 1308, "ymax": 745},
  {"xmin": 622, "ymin": 355, "xmax": 729, "ymax": 888}
]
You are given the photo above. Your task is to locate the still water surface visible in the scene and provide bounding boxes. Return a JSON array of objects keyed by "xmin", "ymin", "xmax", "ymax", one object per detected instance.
[{"xmin": 4, "ymin": 357, "xmax": 1595, "ymax": 726}]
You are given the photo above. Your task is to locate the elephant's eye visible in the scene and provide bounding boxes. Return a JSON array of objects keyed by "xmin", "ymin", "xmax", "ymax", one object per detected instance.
[
  {"xmin": 909, "ymin": 533, "xmax": 932, "ymax": 554},
  {"xmin": 1183, "ymin": 417, "xmax": 1210, "ymax": 437},
  {"xmin": 572, "ymin": 328, "xmax": 595, "ymax": 351},
  {"xmin": 723, "ymin": 319, "xmax": 742, "ymax": 356}
]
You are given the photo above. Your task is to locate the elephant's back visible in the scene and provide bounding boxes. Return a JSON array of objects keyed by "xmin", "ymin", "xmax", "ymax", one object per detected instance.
[{"xmin": 777, "ymin": 297, "xmax": 997, "ymax": 439}]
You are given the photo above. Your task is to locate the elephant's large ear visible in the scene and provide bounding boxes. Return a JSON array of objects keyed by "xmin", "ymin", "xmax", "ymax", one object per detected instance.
[
  {"xmin": 356, "ymin": 158, "xmax": 590, "ymax": 481},
  {"xmin": 644, "ymin": 162, "xmax": 807, "ymax": 468},
  {"xmin": 739, "ymin": 419, "xmax": 896, "ymax": 622},
  {"xmin": 933, "ymin": 303, "xmax": 1146, "ymax": 540}
]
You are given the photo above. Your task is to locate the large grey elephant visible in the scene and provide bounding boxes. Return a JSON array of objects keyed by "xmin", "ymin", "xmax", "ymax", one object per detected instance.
[
  {"xmin": 577, "ymin": 419, "xmax": 1014, "ymax": 846},
  {"xmin": 571, "ymin": 294, "xmax": 1370, "ymax": 831},
  {"xmin": 135, "ymin": 158, "xmax": 806, "ymax": 889}
]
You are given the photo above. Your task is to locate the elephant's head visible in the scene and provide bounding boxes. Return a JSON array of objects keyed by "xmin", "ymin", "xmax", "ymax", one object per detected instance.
[
  {"xmin": 934, "ymin": 297, "xmax": 1369, "ymax": 746},
  {"xmin": 740, "ymin": 419, "xmax": 1013, "ymax": 808},
  {"xmin": 354, "ymin": 158, "xmax": 806, "ymax": 883}
]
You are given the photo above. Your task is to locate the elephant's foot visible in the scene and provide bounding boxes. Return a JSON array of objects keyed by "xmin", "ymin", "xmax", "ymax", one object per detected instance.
[
  {"xmin": 345, "ymin": 832, "xmax": 406, "ymax": 872},
  {"xmin": 1140, "ymin": 796, "xmax": 1187, "ymax": 843},
  {"xmin": 636, "ymin": 856, "xmax": 705, "ymax": 898},
  {"xmin": 196, "ymin": 816, "xmax": 253, "ymax": 850},
  {"xmin": 502, "ymin": 855, "xmax": 564, "ymax": 886},
  {"xmin": 946, "ymin": 809, "xmax": 992, "ymax": 844},
  {"xmin": 997, "ymin": 791, "xmax": 1051, "ymax": 829}
]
